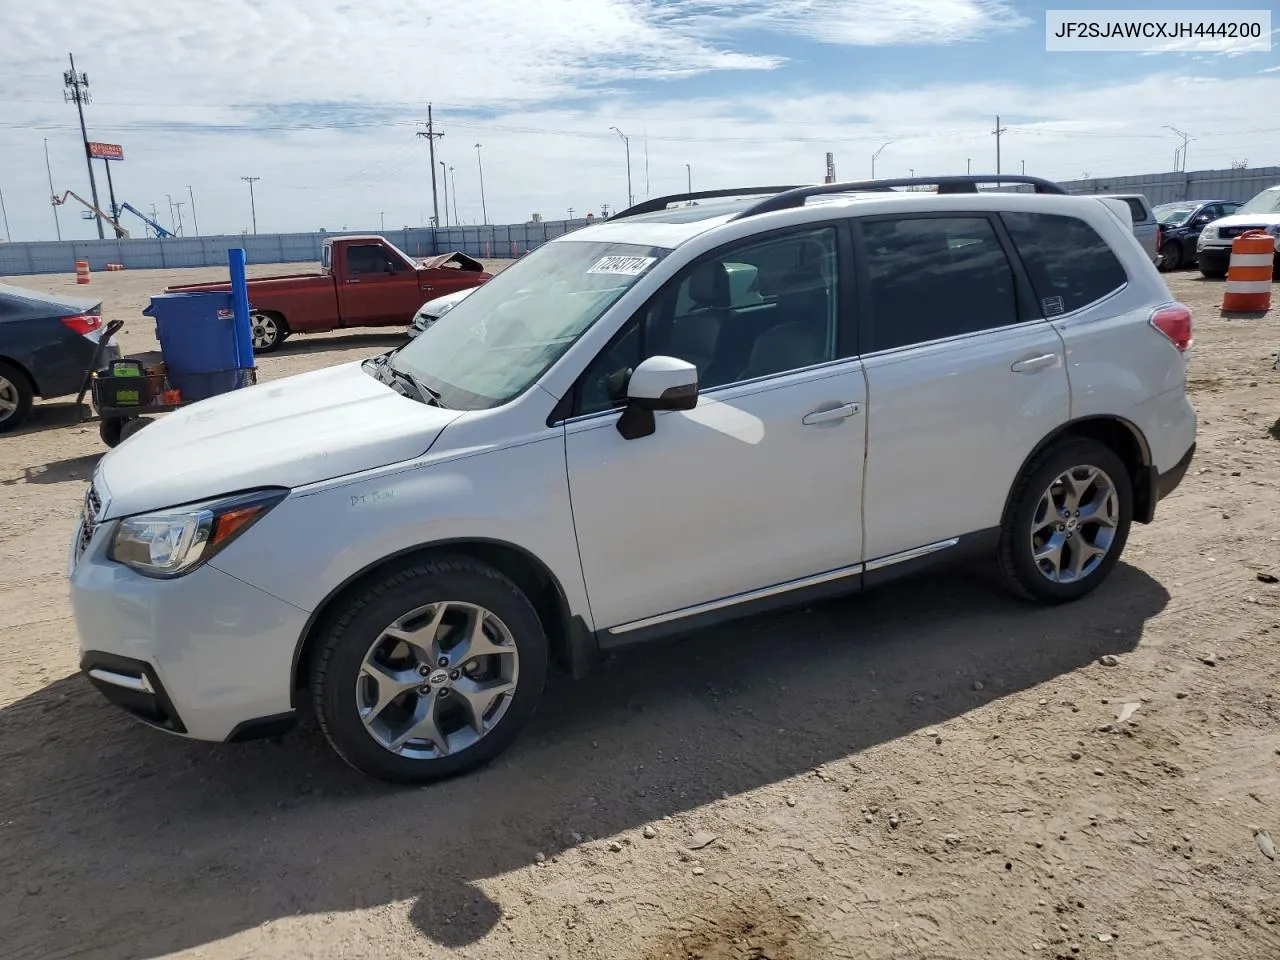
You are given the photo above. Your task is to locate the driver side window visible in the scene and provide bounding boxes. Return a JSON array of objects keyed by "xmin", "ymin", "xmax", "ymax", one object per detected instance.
[{"xmin": 348, "ymin": 244, "xmax": 399, "ymax": 275}]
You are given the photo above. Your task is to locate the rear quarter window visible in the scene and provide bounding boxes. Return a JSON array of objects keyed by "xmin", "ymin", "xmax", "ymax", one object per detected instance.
[
  {"xmin": 1121, "ymin": 198, "xmax": 1150, "ymax": 224},
  {"xmin": 1001, "ymin": 212, "xmax": 1128, "ymax": 317}
]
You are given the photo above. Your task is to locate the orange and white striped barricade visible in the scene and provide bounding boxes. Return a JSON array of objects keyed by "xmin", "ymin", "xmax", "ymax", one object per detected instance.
[
  {"xmin": 1221, "ymin": 230, "xmax": 1273, "ymax": 312},
  {"xmin": 75, "ymin": 260, "xmax": 90, "ymax": 284}
]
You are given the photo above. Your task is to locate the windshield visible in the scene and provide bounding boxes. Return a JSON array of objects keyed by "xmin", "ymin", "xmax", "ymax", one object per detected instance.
[
  {"xmin": 1154, "ymin": 203, "xmax": 1194, "ymax": 225},
  {"xmin": 392, "ymin": 239, "xmax": 670, "ymax": 409},
  {"xmin": 1237, "ymin": 189, "xmax": 1280, "ymax": 216}
]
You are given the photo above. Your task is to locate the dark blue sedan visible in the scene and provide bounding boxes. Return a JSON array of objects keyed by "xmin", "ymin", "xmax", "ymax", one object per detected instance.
[
  {"xmin": 0, "ymin": 283, "xmax": 117, "ymax": 432},
  {"xmin": 1155, "ymin": 199, "xmax": 1242, "ymax": 270}
]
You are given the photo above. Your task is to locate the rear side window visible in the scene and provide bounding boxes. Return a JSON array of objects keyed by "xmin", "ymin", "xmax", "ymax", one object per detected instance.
[
  {"xmin": 1121, "ymin": 198, "xmax": 1149, "ymax": 223},
  {"xmin": 1001, "ymin": 212, "xmax": 1128, "ymax": 317},
  {"xmin": 860, "ymin": 216, "xmax": 1019, "ymax": 352}
]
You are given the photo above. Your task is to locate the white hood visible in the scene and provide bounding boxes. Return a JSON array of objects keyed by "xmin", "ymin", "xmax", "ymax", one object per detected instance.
[{"xmin": 96, "ymin": 360, "xmax": 461, "ymax": 519}]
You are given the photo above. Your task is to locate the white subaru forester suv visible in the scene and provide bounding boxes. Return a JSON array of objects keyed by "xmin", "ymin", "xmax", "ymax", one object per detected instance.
[{"xmin": 69, "ymin": 176, "xmax": 1197, "ymax": 784}]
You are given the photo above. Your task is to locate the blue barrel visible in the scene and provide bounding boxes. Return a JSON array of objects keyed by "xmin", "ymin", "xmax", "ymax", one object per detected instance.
[{"xmin": 143, "ymin": 292, "xmax": 245, "ymax": 401}]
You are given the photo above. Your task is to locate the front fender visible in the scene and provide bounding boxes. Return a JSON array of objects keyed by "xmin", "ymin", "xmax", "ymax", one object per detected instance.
[{"xmin": 208, "ymin": 433, "xmax": 591, "ymax": 628}]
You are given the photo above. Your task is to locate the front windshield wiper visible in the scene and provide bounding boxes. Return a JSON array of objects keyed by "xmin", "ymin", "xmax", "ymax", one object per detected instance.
[{"xmin": 363, "ymin": 353, "xmax": 447, "ymax": 408}]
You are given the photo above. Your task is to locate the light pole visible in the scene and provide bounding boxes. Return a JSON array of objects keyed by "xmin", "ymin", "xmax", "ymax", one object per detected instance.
[
  {"xmin": 241, "ymin": 176, "xmax": 259, "ymax": 234},
  {"xmin": 380, "ymin": 211, "xmax": 386, "ymax": 230},
  {"xmin": 871, "ymin": 141, "xmax": 892, "ymax": 178},
  {"xmin": 609, "ymin": 126, "xmax": 633, "ymax": 207},
  {"xmin": 0, "ymin": 183, "xmax": 10, "ymax": 242},
  {"xmin": 966, "ymin": 157, "xmax": 971, "ymax": 174},
  {"xmin": 165, "ymin": 193, "xmax": 176, "ymax": 233},
  {"xmin": 439, "ymin": 160, "xmax": 449, "ymax": 227},
  {"xmin": 686, "ymin": 163, "xmax": 692, "ymax": 194},
  {"xmin": 474, "ymin": 144, "xmax": 487, "ymax": 225},
  {"xmin": 185, "ymin": 185, "xmax": 199, "ymax": 236},
  {"xmin": 1163, "ymin": 124, "xmax": 1192, "ymax": 172},
  {"xmin": 449, "ymin": 165, "xmax": 458, "ymax": 224},
  {"xmin": 1021, "ymin": 159, "xmax": 1026, "ymax": 175}
]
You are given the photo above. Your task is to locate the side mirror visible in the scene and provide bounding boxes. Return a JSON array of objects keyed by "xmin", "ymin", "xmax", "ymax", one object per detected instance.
[
  {"xmin": 1192, "ymin": 215, "xmax": 1212, "ymax": 226},
  {"xmin": 616, "ymin": 355, "xmax": 698, "ymax": 440}
]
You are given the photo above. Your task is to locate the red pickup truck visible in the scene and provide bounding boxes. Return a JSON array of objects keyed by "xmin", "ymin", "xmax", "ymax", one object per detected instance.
[{"xmin": 167, "ymin": 235, "xmax": 491, "ymax": 353}]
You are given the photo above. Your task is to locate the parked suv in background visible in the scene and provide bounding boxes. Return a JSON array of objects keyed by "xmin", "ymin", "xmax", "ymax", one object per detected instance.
[
  {"xmin": 69, "ymin": 176, "xmax": 1197, "ymax": 784},
  {"xmin": 1154, "ymin": 199, "xmax": 1242, "ymax": 270},
  {"xmin": 1196, "ymin": 184, "xmax": 1280, "ymax": 278}
]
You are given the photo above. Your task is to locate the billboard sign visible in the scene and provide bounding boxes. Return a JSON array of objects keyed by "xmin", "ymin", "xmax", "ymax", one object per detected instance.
[{"xmin": 87, "ymin": 142, "xmax": 124, "ymax": 161}]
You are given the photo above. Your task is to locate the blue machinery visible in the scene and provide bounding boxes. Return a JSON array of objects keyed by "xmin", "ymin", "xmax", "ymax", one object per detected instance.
[
  {"xmin": 117, "ymin": 202, "xmax": 173, "ymax": 239},
  {"xmin": 51, "ymin": 191, "xmax": 175, "ymax": 239}
]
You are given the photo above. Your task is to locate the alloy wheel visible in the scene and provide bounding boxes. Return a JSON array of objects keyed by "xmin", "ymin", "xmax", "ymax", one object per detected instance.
[
  {"xmin": 355, "ymin": 601, "xmax": 520, "ymax": 759},
  {"xmin": 1029, "ymin": 465, "xmax": 1119, "ymax": 583},
  {"xmin": 251, "ymin": 313, "xmax": 279, "ymax": 350},
  {"xmin": 0, "ymin": 376, "xmax": 18, "ymax": 423}
]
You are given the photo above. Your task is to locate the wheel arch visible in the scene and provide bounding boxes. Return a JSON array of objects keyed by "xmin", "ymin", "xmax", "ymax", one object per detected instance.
[
  {"xmin": 1003, "ymin": 415, "xmax": 1155, "ymax": 525},
  {"xmin": 0, "ymin": 354, "xmax": 39, "ymax": 396},
  {"xmin": 290, "ymin": 538, "xmax": 592, "ymax": 710}
]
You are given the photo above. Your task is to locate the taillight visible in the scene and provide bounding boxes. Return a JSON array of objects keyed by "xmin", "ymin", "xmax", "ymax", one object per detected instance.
[
  {"xmin": 60, "ymin": 314, "xmax": 102, "ymax": 336},
  {"xmin": 1150, "ymin": 302, "xmax": 1192, "ymax": 352}
]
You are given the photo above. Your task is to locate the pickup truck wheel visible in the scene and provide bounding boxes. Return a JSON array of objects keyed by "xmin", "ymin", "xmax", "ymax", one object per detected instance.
[
  {"xmin": 0, "ymin": 360, "xmax": 34, "ymax": 433},
  {"xmin": 310, "ymin": 556, "xmax": 549, "ymax": 784},
  {"xmin": 997, "ymin": 439, "xmax": 1132, "ymax": 605},
  {"xmin": 250, "ymin": 312, "xmax": 287, "ymax": 354}
]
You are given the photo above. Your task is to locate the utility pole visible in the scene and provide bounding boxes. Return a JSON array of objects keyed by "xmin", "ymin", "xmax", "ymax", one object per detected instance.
[
  {"xmin": 64, "ymin": 53, "xmax": 104, "ymax": 239},
  {"xmin": 475, "ymin": 143, "xmax": 488, "ymax": 224},
  {"xmin": 416, "ymin": 104, "xmax": 444, "ymax": 229},
  {"xmin": 871, "ymin": 141, "xmax": 892, "ymax": 178},
  {"xmin": 186, "ymin": 185, "xmax": 199, "ymax": 235},
  {"xmin": 380, "ymin": 211, "xmax": 385, "ymax": 230},
  {"xmin": 966, "ymin": 157, "xmax": 971, "ymax": 174},
  {"xmin": 449, "ymin": 166, "xmax": 458, "ymax": 224},
  {"xmin": 1163, "ymin": 125, "xmax": 1192, "ymax": 172},
  {"xmin": 567, "ymin": 207, "xmax": 575, "ymax": 220},
  {"xmin": 1021, "ymin": 159, "xmax": 1026, "ymax": 175},
  {"xmin": 609, "ymin": 127, "xmax": 633, "ymax": 207},
  {"xmin": 173, "ymin": 200, "xmax": 185, "ymax": 236},
  {"xmin": 439, "ymin": 160, "xmax": 449, "ymax": 227},
  {"xmin": 992, "ymin": 115, "xmax": 1007, "ymax": 182},
  {"xmin": 0, "ymin": 184, "xmax": 10, "ymax": 242},
  {"xmin": 44, "ymin": 138, "xmax": 61, "ymax": 240},
  {"xmin": 686, "ymin": 163, "xmax": 692, "ymax": 193},
  {"xmin": 241, "ymin": 176, "xmax": 259, "ymax": 233}
]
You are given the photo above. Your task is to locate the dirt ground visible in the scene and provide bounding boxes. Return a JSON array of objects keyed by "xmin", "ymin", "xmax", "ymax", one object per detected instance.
[{"xmin": 1, "ymin": 262, "xmax": 1278, "ymax": 960}]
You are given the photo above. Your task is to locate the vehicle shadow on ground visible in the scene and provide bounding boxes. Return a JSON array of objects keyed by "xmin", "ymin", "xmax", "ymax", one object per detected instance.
[
  {"xmin": 0, "ymin": 564, "xmax": 1167, "ymax": 957},
  {"xmin": 276, "ymin": 332, "xmax": 407, "ymax": 356},
  {"xmin": 0, "ymin": 400, "xmax": 87, "ymax": 439},
  {"xmin": 8, "ymin": 452, "xmax": 100, "ymax": 486}
]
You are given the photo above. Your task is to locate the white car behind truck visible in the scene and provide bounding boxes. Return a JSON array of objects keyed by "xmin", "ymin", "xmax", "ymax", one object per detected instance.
[
  {"xmin": 69, "ymin": 175, "xmax": 1197, "ymax": 784},
  {"xmin": 1196, "ymin": 184, "xmax": 1280, "ymax": 278}
]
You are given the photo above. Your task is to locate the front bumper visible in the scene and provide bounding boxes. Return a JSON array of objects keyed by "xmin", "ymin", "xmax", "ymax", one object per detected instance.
[
  {"xmin": 1197, "ymin": 246, "xmax": 1231, "ymax": 273},
  {"xmin": 68, "ymin": 514, "xmax": 309, "ymax": 742}
]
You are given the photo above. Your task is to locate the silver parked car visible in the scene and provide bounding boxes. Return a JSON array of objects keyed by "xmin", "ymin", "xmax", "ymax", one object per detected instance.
[{"xmin": 407, "ymin": 287, "xmax": 476, "ymax": 338}]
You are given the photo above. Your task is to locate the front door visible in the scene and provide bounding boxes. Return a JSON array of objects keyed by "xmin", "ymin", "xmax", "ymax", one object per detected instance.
[
  {"xmin": 562, "ymin": 225, "xmax": 867, "ymax": 631},
  {"xmin": 336, "ymin": 243, "xmax": 425, "ymax": 327},
  {"xmin": 852, "ymin": 213, "xmax": 1071, "ymax": 562}
]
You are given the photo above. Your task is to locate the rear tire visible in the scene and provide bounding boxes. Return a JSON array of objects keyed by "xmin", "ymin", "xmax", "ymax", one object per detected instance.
[
  {"xmin": 310, "ymin": 556, "xmax": 549, "ymax": 784},
  {"xmin": 0, "ymin": 360, "xmax": 34, "ymax": 433},
  {"xmin": 997, "ymin": 439, "xmax": 1133, "ymax": 604},
  {"xmin": 118, "ymin": 416, "xmax": 154, "ymax": 443},
  {"xmin": 250, "ymin": 311, "xmax": 288, "ymax": 354},
  {"xmin": 98, "ymin": 416, "xmax": 126, "ymax": 447}
]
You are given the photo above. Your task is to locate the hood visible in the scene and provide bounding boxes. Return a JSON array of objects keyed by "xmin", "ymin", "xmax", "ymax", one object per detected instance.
[
  {"xmin": 418, "ymin": 251, "xmax": 486, "ymax": 272},
  {"xmin": 416, "ymin": 286, "xmax": 476, "ymax": 317},
  {"xmin": 1207, "ymin": 212, "xmax": 1280, "ymax": 228},
  {"xmin": 95, "ymin": 360, "xmax": 462, "ymax": 519}
]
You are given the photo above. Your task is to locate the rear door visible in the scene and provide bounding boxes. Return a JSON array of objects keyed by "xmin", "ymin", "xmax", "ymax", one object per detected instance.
[
  {"xmin": 334, "ymin": 243, "xmax": 426, "ymax": 327},
  {"xmin": 853, "ymin": 213, "xmax": 1071, "ymax": 565}
]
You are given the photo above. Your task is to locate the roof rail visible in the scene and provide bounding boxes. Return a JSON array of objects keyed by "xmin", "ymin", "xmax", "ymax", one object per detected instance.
[
  {"xmin": 730, "ymin": 175, "xmax": 1067, "ymax": 220},
  {"xmin": 606, "ymin": 186, "xmax": 804, "ymax": 221}
]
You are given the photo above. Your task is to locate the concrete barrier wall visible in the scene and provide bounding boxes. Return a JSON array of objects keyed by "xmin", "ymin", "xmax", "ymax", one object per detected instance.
[{"xmin": 0, "ymin": 220, "xmax": 592, "ymax": 277}]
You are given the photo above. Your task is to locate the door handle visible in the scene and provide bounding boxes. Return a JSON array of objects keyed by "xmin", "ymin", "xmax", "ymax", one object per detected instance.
[
  {"xmin": 1010, "ymin": 353, "xmax": 1057, "ymax": 374},
  {"xmin": 802, "ymin": 401, "xmax": 861, "ymax": 425}
]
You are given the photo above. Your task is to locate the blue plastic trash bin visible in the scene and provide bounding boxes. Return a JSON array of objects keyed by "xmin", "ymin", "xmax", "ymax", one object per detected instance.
[{"xmin": 143, "ymin": 292, "xmax": 245, "ymax": 401}]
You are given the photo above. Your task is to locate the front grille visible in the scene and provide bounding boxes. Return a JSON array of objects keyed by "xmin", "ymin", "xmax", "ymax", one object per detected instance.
[
  {"xmin": 1219, "ymin": 224, "xmax": 1266, "ymax": 238},
  {"xmin": 77, "ymin": 484, "xmax": 101, "ymax": 557}
]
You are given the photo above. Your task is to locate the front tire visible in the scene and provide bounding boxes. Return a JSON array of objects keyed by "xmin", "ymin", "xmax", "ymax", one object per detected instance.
[
  {"xmin": 1159, "ymin": 241, "xmax": 1183, "ymax": 271},
  {"xmin": 250, "ymin": 311, "xmax": 288, "ymax": 354},
  {"xmin": 310, "ymin": 556, "xmax": 548, "ymax": 784},
  {"xmin": 997, "ymin": 439, "xmax": 1132, "ymax": 604}
]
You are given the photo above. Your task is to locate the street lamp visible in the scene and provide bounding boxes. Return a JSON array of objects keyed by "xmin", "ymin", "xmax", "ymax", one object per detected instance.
[
  {"xmin": 686, "ymin": 163, "xmax": 692, "ymax": 194},
  {"xmin": 449, "ymin": 165, "xmax": 458, "ymax": 224},
  {"xmin": 439, "ymin": 160, "xmax": 449, "ymax": 227},
  {"xmin": 871, "ymin": 141, "xmax": 892, "ymax": 179},
  {"xmin": 474, "ymin": 143, "xmax": 488, "ymax": 225},
  {"xmin": 609, "ymin": 126, "xmax": 633, "ymax": 207}
]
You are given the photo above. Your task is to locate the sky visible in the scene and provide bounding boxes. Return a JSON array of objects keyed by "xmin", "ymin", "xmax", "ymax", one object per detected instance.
[{"xmin": 0, "ymin": 0, "xmax": 1278, "ymax": 242}]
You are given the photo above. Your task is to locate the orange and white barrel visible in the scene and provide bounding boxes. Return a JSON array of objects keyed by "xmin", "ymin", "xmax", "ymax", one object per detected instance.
[
  {"xmin": 1221, "ymin": 230, "xmax": 1273, "ymax": 312},
  {"xmin": 75, "ymin": 260, "xmax": 90, "ymax": 284},
  {"xmin": 106, "ymin": 263, "xmax": 125, "ymax": 271}
]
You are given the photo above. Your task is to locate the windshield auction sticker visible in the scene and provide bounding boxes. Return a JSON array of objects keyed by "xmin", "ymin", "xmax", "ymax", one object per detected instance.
[{"xmin": 587, "ymin": 255, "xmax": 657, "ymax": 276}]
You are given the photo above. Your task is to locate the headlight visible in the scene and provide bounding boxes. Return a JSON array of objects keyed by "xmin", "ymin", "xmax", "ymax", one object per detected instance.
[
  {"xmin": 433, "ymin": 301, "xmax": 458, "ymax": 320},
  {"xmin": 1202, "ymin": 226, "xmax": 1218, "ymax": 240},
  {"xmin": 109, "ymin": 489, "xmax": 286, "ymax": 578}
]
